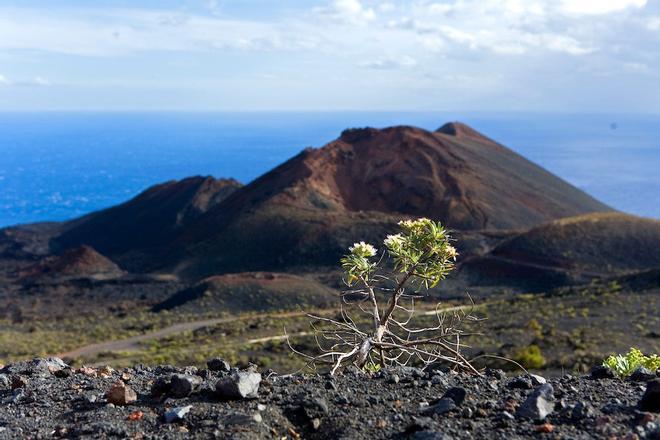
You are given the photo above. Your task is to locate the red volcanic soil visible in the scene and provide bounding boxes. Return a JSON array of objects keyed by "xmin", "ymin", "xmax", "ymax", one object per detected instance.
[
  {"xmin": 19, "ymin": 245, "xmax": 124, "ymax": 281},
  {"xmin": 194, "ymin": 121, "xmax": 610, "ymax": 231}
]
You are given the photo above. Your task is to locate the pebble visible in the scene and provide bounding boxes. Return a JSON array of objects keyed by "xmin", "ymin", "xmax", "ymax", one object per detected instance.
[
  {"xmin": 170, "ymin": 374, "xmax": 202, "ymax": 398},
  {"xmin": 516, "ymin": 383, "xmax": 554, "ymax": 420},
  {"xmin": 422, "ymin": 398, "xmax": 456, "ymax": 416},
  {"xmin": 105, "ymin": 381, "xmax": 137, "ymax": 406},
  {"xmin": 207, "ymin": 357, "xmax": 231, "ymax": 372},
  {"xmin": 590, "ymin": 365, "xmax": 614, "ymax": 380},
  {"xmin": 164, "ymin": 405, "xmax": 192, "ymax": 423},
  {"xmin": 215, "ymin": 371, "xmax": 261, "ymax": 399}
]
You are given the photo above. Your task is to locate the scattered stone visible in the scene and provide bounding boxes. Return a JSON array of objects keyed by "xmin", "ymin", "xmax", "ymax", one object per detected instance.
[
  {"xmin": 106, "ymin": 381, "xmax": 137, "ymax": 406},
  {"xmin": 226, "ymin": 411, "xmax": 263, "ymax": 426},
  {"xmin": 76, "ymin": 366, "xmax": 97, "ymax": 377},
  {"xmin": 590, "ymin": 365, "xmax": 614, "ymax": 380},
  {"xmin": 422, "ymin": 398, "xmax": 457, "ymax": 416},
  {"xmin": 516, "ymin": 384, "xmax": 554, "ymax": 420},
  {"xmin": 170, "ymin": 374, "xmax": 202, "ymax": 398},
  {"xmin": 571, "ymin": 402, "xmax": 594, "ymax": 420},
  {"xmin": 45, "ymin": 358, "xmax": 68, "ymax": 374},
  {"xmin": 207, "ymin": 357, "xmax": 231, "ymax": 372},
  {"xmin": 127, "ymin": 410, "xmax": 144, "ymax": 421},
  {"xmin": 98, "ymin": 366, "xmax": 115, "ymax": 378},
  {"xmin": 215, "ymin": 371, "xmax": 261, "ymax": 399},
  {"xmin": 11, "ymin": 375, "xmax": 28, "ymax": 389},
  {"xmin": 631, "ymin": 367, "xmax": 656, "ymax": 382},
  {"xmin": 530, "ymin": 374, "xmax": 547, "ymax": 386},
  {"xmin": 535, "ymin": 423, "xmax": 554, "ymax": 433},
  {"xmin": 164, "ymin": 405, "xmax": 192, "ymax": 423},
  {"xmin": 639, "ymin": 379, "xmax": 660, "ymax": 412},
  {"xmin": 508, "ymin": 376, "xmax": 533, "ymax": 389},
  {"xmin": 442, "ymin": 387, "xmax": 467, "ymax": 406}
]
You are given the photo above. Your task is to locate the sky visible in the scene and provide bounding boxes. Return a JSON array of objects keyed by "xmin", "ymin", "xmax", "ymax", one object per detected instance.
[{"xmin": 0, "ymin": 0, "xmax": 659, "ymax": 112}]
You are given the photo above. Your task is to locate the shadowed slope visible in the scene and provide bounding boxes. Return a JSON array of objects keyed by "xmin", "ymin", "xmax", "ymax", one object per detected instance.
[
  {"xmin": 52, "ymin": 176, "xmax": 242, "ymax": 258},
  {"xmin": 153, "ymin": 272, "xmax": 338, "ymax": 313},
  {"xmin": 462, "ymin": 213, "xmax": 660, "ymax": 289},
  {"xmin": 19, "ymin": 245, "xmax": 124, "ymax": 281}
]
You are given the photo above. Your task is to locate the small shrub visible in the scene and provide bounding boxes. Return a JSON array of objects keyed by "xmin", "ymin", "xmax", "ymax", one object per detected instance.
[
  {"xmin": 603, "ymin": 348, "xmax": 660, "ymax": 377},
  {"xmin": 288, "ymin": 218, "xmax": 480, "ymax": 375},
  {"xmin": 513, "ymin": 344, "xmax": 546, "ymax": 369}
]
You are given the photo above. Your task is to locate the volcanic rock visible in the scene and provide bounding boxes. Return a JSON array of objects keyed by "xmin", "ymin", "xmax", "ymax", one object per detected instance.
[
  {"xmin": 516, "ymin": 384, "xmax": 555, "ymax": 420},
  {"xmin": 215, "ymin": 371, "xmax": 261, "ymax": 399}
]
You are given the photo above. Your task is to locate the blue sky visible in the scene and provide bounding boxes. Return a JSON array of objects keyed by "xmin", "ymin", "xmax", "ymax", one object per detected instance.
[{"xmin": 0, "ymin": 0, "xmax": 659, "ymax": 111}]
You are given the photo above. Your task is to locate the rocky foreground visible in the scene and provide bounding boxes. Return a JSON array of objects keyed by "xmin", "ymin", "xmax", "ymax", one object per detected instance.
[{"xmin": 0, "ymin": 358, "xmax": 659, "ymax": 439}]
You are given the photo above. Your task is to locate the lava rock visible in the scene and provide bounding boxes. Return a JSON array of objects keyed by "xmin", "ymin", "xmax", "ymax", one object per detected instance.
[
  {"xmin": 207, "ymin": 357, "xmax": 231, "ymax": 372},
  {"xmin": 422, "ymin": 398, "xmax": 457, "ymax": 416},
  {"xmin": 0, "ymin": 374, "xmax": 9, "ymax": 389},
  {"xmin": 11, "ymin": 375, "xmax": 28, "ymax": 389},
  {"xmin": 516, "ymin": 383, "xmax": 554, "ymax": 420},
  {"xmin": 508, "ymin": 376, "xmax": 533, "ymax": 389},
  {"xmin": 226, "ymin": 411, "xmax": 263, "ymax": 426},
  {"xmin": 106, "ymin": 381, "xmax": 137, "ymax": 406},
  {"xmin": 441, "ymin": 387, "xmax": 467, "ymax": 406},
  {"xmin": 640, "ymin": 379, "xmax": 660, "ymax": 412},
  {"xmin": 590, "ymin": 365, "xmax": 615, "ymax": 380},
  {"xmin": 215, "ymin": 371, "xmax": 261, "ymax": 399},
  {"xmin": 571, "ymin": 402, "xmax": 594, "ymax": 420},
  {"xmin": 631, "ymin": 367, "xmax": 657, "ymax": 382},
  {"xmin": 164, "ymin": 405, "xmax": 192, "ymax": 423},
  {"xmin": 170, "ymin": 374, "xmax": 202, "ymax": 398}
]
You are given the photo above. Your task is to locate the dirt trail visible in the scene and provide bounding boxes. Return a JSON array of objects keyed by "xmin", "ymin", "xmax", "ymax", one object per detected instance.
[
  {"xmin": 57, "ymin": 303, "xmax": 490, "ymax": 361},
  {"xmin": 57, "ymin": 310, "xmax": 309, "ymax": 360}
]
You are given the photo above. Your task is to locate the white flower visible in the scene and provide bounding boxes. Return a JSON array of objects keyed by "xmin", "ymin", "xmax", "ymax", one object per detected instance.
[
  {"xmin": 445, "ymin": 245, "xmax": 458, "ymax": 260},
  {"xmin": 384, "ymin": 233, "xmax": 404, "ymax": 248},
  {"xmin": 398, "ymin": 218, "xmax": 431, "ymax": 231},
  {"xmin": 349, "ymin": 241, "xmax": 377, "ymax": 257}
]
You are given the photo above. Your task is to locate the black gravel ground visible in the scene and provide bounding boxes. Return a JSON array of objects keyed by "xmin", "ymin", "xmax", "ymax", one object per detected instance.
[{"xmin": 0, "ymin": 358, "xmax": 658, "ymax": 439}]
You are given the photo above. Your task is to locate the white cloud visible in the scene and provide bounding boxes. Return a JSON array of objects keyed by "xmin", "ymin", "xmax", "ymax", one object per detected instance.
[
  {"xmin": 559, "ymin": 0, "xmax": 647, "ymax": 15},
  {"xmin": 31, "ymin": 76, "xmax": 51, "ymax": 86},
  {"xmin": 360, "ymin": 55, "xmax": 417, "ymax": 69},
  {"xmin": 0, "ymin": 74, "xmax": 8, "ymax": 85},
  {"xmin": 315, "ymin": 0, "xmax": 376, "ymax": 25},
  {"xmin": 647, "ymin": 16, "xmax": 660, "ymax": 31}
]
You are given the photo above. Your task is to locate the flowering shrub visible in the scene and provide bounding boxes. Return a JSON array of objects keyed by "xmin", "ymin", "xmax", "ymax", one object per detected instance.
[
  {"xmin": 603, "ymin": 348, "xmax": 660, "ymax": 377},
  {"xmin": 290, "ymin": 218, "xmax": 479, "ymax": 375}
]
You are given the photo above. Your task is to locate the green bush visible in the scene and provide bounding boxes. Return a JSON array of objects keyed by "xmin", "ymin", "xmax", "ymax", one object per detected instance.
[
  {"xmin": 513, "ymin": 344, "xmax": 546, "ymax": 369},
  {"xmin": 603, "ymin": 347, "xmax": 660, "ymax": 377}
]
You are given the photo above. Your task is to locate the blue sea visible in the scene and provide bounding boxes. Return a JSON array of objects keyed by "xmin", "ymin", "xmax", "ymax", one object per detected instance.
[{"xmin": 0, "ymin": 112, "xmax": 658, "ymax": 228}]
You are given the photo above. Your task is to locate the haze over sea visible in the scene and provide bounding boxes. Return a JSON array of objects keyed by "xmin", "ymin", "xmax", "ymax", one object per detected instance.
[{"xmin": 0, "ymin": 112, "xmax": 658, "ymax": 228}]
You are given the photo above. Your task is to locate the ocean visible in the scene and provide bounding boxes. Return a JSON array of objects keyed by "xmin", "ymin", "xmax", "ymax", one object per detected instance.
[{"xmin": 0, "ymin": 112, "xmax": 658, "ymax": 228}]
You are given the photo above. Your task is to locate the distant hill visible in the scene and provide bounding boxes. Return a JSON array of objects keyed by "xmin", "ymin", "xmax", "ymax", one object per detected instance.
[
  {"xmin": 18, "ymin": 245, "xmax": 124, "ymax": 282},
  {"xmin": 462, "ymin": 213, "xmax": 660, "ymax": 289},
  {"xmin": 153, "ymin": 272, "xmax": 338, "ymax": 313}
]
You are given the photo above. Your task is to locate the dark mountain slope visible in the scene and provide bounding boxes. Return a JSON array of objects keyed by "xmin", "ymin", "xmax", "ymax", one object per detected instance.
[
  {"xmin": 461, "ymin": 213, "xmax": 660, "ymax": 289},
  {"xmin": 51, "ymin": 176, "xmax": 242, "ymax": 259}
]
